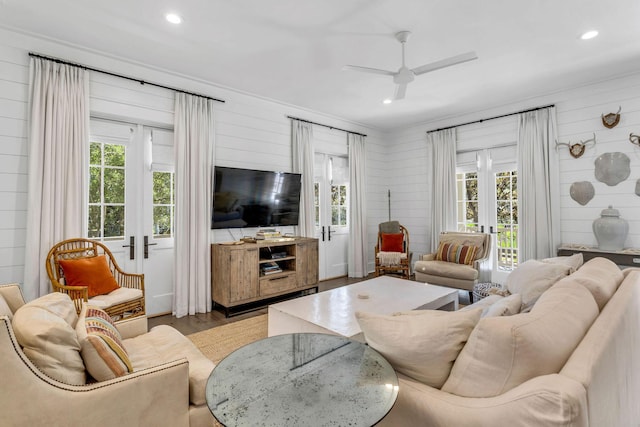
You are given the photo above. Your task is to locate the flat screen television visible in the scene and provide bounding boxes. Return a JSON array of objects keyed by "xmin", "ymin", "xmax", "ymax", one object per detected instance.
[{"xmin": 211, "ymin": 166, "xmax": 302, "ymax": 229}]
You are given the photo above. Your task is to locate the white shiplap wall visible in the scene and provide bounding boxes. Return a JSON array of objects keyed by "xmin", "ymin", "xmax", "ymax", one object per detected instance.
[
  {"xmin": 0, "ymin": 28, "xmax": 383, "ymax": 286},
  {"xmin": 0, "ymin": 43, "xmax": 28, "ymax": 284},
  {"xmin": 387, "ymin": 71, "xmax": 640, "ymax": 258},
  {"xmin": 556, "ymin": 73, "xmax": 640, "ymax": 247}
]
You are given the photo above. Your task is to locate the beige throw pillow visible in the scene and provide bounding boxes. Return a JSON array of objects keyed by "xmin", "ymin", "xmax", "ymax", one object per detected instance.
[
  {"xmin": 505, "ymin": 259, "xmax": 573, "ymax": 310},
  {"xmin": 541, "ymin": 253, "xmax": 584, "ymax": 273},
  {"xmin": 483, "ymin": 293, "xmax": 522, "ymax": 317},
  {"xmin": 442, "ymin": 283, "xmax": 598, "ymax": 398},
  {"xmin": 559, "ymin": 257, "xmax": 623, "ymax": 310},
  {"xmin": 355, "ymin": 308, "xmax": 482, "ymax": 388},
  {"xmin": 12, "ymin": 293, "xmax": 85, "ymax": 385}
]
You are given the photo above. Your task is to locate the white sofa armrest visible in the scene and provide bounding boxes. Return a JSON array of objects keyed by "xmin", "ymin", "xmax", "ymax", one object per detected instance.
[
  {"xmin": 115, "ymin": 316, "xmax": 149, "ymax": 339},
  {"xmin": 379, "ymin": 373, "xmax": 587, "ymax": 427}
]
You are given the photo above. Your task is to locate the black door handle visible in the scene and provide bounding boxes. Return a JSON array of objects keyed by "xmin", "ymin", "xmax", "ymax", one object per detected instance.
[
  {"xmin": 144, "ymin": 236, "xmax": 158, "ymax": 259},
  {"xmin": 480, "ymin": 225, "xmax": 485, "ymax": 233},
  {"xmin": 321, "ymin": 226, "xmax": 325, "ymax": 241},
  {"xmin": 327, "ymin": 226, "xmax": 332, "ymax": 241},
  {"xmin": 122, "ymin": 236, "xmax": 135, "ymax": 260}
]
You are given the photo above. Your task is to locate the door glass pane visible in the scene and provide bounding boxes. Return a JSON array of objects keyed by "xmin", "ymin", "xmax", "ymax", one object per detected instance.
[
  {"xmin": 314, "ymin": 183, "xmax": 320, "ymax": 226},
  {"xmin": 153, "ymin": 171, "xmax": 175, "ymax": 238},
  {"xmin": 456, "ymin": 172, "xmax": 478, "ymax": 232},
  {"xmin": 87, "ymin": 141, "xmax": 126, "ymax": 241},
  {"xmin": 495, "ymin": 170, "xmax": 518, "ymax": 271},
  {"xmin": 104, "ymin": 205, "xmax": 125, "ymax": 238},
  {"xmin": 330, "ymin": 184, "xmax": 348, "ymax": 227},
  {"xmin": 103, "ymin": 168, "xmax": 125, "ymax": 203}
]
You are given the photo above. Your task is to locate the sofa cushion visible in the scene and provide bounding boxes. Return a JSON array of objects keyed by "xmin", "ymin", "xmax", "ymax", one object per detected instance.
[
  {"xmin": 442, "ymin": 283, "xmax": 598, "ymax": 397},
  {"xmin": 561, "ymin": 257, "xmax": 623, "ymax": 310},
  {"xmin": 0, "ymin": 294, "xmax": 12, "ymax": 319},
  {"xmin": 59, "ymin": 255, "xmax": 120, "ymax": 298},
  {"xmin": 484, "ymin": 293, "xmax": 522, "ymax": 317},
  {"xmin": 541, "ymin": 253, "xmax": 584, "ymax": 273},
  {"xmin": 12, "ymin": 293, "xmax": 85, "ymax": 385},
  {"xmin": 123, "ymin": 325, "xmax": 215, "ymax": 405},
  {"xmin": 76, "ymin": 305, "xmax": 133, "ymax": 381},
  {"xmin": 87, "ymin": 287, "xmax": 143, "ymax": 309},
  {"xmin": 460, "ymin": 294, "xmax": 503, "ymax": 314},
  {"xmin": 381, "ymin": 233, "xmax": 404, "ymax": 252},
  {"xmin": 414, "ymin": 260, "xmax": 478, "ymax": 280},
  {"xmin": 505, "ymin": 259, "xmax": 573, "ymax": 310},
  {"xmin": 355, "ymin": 308, "xmax": 482, "ymax": 388},
  {"xmin": 435, "ymin": 242, "xmax": 478, "ymax": 265}
]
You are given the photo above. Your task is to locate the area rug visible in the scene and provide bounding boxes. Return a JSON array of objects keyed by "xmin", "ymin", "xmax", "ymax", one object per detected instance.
[{"xmin": 188, "ymin": 314, "xmax": 268, "ymax": 364}]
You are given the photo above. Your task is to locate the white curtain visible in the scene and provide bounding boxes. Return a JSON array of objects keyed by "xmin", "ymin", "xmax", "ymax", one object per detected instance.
[
  {"xmin": 23, "ymin": 58, "xmax": 89, "ymax": 301},
  {"xmin": 517, "ymin": 107, "xmax": 560, "ymax": 261},
  {"xmin": 428, "ymin": 128, "xmax": 457, "ymax": 251},
  {"xmin": 173, "ymin": 93, "xmax": 214, "ymax": 318},
  {"xmin": 348, "ymin": 133, "xmax": 368, "ymax": 277},
  {"xmin": 292, "ymin": 120, "xmax": 315, "ymax": 237}
]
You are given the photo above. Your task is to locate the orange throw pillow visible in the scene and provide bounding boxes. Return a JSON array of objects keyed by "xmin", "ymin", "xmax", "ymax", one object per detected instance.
[
  {"xmin": 381, "ymin": 233, "xmax": 404, "ymax": 252},
  {"xmin": 59, "ymin": 255, "xmax": 119, "ymax": 298}
]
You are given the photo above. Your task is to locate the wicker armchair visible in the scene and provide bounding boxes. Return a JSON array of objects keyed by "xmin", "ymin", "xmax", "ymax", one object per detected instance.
[
  {"xmin": 375, "ymin": 222, "xmax": 411, "ymax": 280},
  {"xmin": 46, "ymin": 238, "xmax": 145, "ymax": 320}
]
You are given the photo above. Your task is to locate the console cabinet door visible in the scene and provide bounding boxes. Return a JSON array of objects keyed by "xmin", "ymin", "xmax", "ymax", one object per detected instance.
[
  {"xmin": 213, "ymin": 245, "xmax": 259, "ymax": 305},
  {"xmin": 296, "ymin": 240, "xmax": 319, "ymax": 288},
  {"xmin": 228, "ymin": 247, "xmax": 259, "ymax": 302}
]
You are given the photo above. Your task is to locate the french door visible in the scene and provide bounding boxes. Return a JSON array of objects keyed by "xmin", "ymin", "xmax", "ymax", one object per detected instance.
[
  {"xmin": 456, "ymin": 147, "xmax": 518, "ymax": 283},
  {"xmin": 88, "ymin": 119, "xmax": 175, "ymax": 315},
  {"xmin": 314, "ymin": 153, "xmax": 349, "ymax": 280}
]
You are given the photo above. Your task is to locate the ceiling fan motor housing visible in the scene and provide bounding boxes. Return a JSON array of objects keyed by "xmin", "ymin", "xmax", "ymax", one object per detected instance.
[{"xmin": 394, "ymin": 67, "xmax": 414, "ymax": 84}]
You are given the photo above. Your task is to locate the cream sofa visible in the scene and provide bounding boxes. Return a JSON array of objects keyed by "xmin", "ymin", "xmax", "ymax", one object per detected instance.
[
  {"xmin": 0, "ymin": 284, "xmax": 215, "ymax": 427},
  {"xmin": 378, "ymin": 257, "xmax": 640, "ymax": 426}
]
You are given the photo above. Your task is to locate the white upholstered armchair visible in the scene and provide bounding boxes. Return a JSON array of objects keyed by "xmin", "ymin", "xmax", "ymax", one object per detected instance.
[
  {"xmin": 414, "ymin": 231, "xmax": 491, "ymax": 302},
  {"xmin": 0, "ymin": 283, "xmax": 215, "ymax": 427}
]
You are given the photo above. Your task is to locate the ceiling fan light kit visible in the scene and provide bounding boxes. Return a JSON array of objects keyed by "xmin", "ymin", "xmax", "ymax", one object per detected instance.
[{"xmin": 343, "ymin": 30, "xmax": 477, "ymax": 100}]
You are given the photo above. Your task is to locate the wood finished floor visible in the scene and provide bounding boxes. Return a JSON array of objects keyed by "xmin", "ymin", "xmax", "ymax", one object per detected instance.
[{"xmin": 149, "ymin": 274, "xmax": 472, "ymax": 335}]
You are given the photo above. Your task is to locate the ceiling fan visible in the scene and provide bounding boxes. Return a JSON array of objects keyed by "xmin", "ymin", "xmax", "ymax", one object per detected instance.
[{"xmin": 343, "ymin": 31, "xmax": 478, "ymax": 100}]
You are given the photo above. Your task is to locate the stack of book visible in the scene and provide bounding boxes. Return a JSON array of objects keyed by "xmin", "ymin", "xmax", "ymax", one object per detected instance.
[
  {"xmin": 260, "ymin": 261, "xmax": 282, "ymax": 275},
  {"xmin": 256, "ymin": 229, "xmax": 281, "ymax": 240}
]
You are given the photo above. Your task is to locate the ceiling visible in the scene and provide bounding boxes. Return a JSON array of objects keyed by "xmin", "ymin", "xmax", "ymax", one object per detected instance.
[{"xmin": 2, "ymin": 0, "xmax": 640, "ymax": 130}]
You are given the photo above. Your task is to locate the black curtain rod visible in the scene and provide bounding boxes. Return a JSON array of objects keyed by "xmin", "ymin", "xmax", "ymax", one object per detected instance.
[
  {"xmin": 426, "ymin": 104, "xmax": 555, "ymax": 134},
  {"xmin": 287, "ymin": 116, "xmax": 367, "ymax": 137},
  {"xmin": 28, "ymin": 52, "xmax": 225, "ymax": 104}
]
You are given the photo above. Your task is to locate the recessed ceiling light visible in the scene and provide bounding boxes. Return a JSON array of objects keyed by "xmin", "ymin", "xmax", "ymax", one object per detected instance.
[
  {"xmin": 580, "ymin": 30, "xmax": 598, "ymax": 40},
  {"xmin": 165, "ymin": 13, "xmax": 182, "ymax": 24},
  {"xmin": 383, "ymin": 99, "xmax": 392, "ymax": 104}
]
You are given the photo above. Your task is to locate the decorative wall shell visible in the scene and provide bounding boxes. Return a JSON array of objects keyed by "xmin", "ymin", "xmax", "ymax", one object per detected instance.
[
  {"xmin": 594, "ymin": 152, "xmax": 630, "ymax": 186},
  {"xmin": 570, "ymin": 181, "xmax": 595, "ymax": 206}
]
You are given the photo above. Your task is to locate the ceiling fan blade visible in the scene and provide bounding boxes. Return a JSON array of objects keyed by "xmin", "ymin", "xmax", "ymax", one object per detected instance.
[
  {"xmin": 394, "ymin": 83, "xmax": 407, "ymax": 100},
  {"xmin": 342, "ymin": 65, "xmax": 396, "ymax": 76},
  {"xmin": 411, "ymin": 51, "xmax": 478, "ymax": 76}
]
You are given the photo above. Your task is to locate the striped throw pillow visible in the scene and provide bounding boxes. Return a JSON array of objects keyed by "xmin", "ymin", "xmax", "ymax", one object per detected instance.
[
  {"xmin": 435, "ymin": 242, "xmax": 479, "ymax": 266},
  {"xmin": 76, "ymin": 305, "xmax": 133, "ymax": 381}
]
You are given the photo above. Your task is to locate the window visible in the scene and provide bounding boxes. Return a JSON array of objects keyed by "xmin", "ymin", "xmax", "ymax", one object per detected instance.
[
  {"xmin": 88, "ymin": 142, "xmax": 126, "ymax": 240},
  {"xmin": 152, "ymin": 171, "xmax": 175, "ymax": 238},
  {"xmin": 314, "ymin": 183, "xmax": 320, "ymax": 226},
  {"xmin": 495, "ymin": 170, "xmax": 518, "ymax": 270},
  {"xmin": 456, "ymin": 171, "xmax": 478, "ymax": 232},
  {"xmin": 456, "ymin": 146, "xmax": 519, "ymax": 282},
  {"xmin": 331, "ymin": 184, "xmax": 348, "ymax": 226}
]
